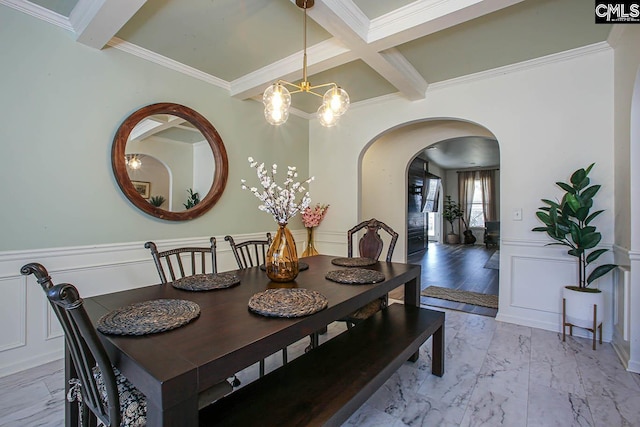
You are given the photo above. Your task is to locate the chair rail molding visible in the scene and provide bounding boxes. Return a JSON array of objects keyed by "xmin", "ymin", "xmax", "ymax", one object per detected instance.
[{"xmin": 0, "ymin": 230, "xmax": 322, "ymax": 378}]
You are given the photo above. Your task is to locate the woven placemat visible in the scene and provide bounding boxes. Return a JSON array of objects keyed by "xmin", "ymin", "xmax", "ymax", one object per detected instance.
[
  {"xmin": 248, "ymin": 288, "xmax": 328, "ymax": 318},
  {"xmin": 325, "ymin": 268, "xmax": 385, "ymax": 285},
  {"xmin": 260, "ymin": 261, "xmax": 309, "ymax": 271},
  {"xmin": 97, "ymin": 299, "xmax": 200, "ymax": 335},
  {"xmin": 171, "ymin": 272, "xmax": 240, "ymax": 291},
  {"xmin": 331, "ymin": 257, "xmax": 377, "ymax": 267}
]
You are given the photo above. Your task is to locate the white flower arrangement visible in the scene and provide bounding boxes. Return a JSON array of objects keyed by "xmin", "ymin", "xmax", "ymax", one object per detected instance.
[{"xmin": 241, "ymin": 157, "xmax": 314, "ymax": 224}]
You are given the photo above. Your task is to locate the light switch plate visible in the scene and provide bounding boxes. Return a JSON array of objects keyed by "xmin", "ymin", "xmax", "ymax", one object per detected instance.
[{"xmin": 513, "ymin": 208, "xmax": 522, "ymax": 221}]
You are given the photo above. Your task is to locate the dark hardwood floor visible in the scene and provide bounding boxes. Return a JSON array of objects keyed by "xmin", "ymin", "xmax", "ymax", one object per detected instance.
[{"xmin": 391, "ymin": 242, "xmax": 499, "ymax": 317}]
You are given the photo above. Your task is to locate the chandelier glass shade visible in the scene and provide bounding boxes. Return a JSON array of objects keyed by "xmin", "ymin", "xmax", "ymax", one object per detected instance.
[
  {"xmin": 263, "ymin": 0, "xmax": 349, "ymax": 127},
  {"xmin": 125, "ymin": 154, "xmax": 142, "ymax": 170}
]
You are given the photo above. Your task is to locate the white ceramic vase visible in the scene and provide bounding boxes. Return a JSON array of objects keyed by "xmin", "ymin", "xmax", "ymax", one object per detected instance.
[{"xmin": 562, "ymin": 286, "xmax": 604, "ymax": 329}]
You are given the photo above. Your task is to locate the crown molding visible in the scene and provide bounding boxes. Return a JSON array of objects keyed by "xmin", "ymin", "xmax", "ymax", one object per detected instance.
[
  {"xmin": 349, "ymin": 42, "xmax": 613, "ymax": 112},
  {"xmin": 3, "ymin": 0, "xmax": 615, "ymax": 123},
  {"xmin": 349, "ymin": 92, "xmax": 405, "ymax": 110},
  {"xmin": 106, "ymin": 37, "xmax": 230, "ymax": 90},
  {"xmin": 428, "ymin": 42, "xmax": 612, "ymax": 92},
  {"xmin": 0, "ymin": 0, "xmax": 73, "ymax": 31},
  {"xmin": 606, "ymin": 24, "xmax": 626, "ymax": 48},
  {"xmin": 68, "ymin": 0, "xmax": 104, "ymax": 40},
  {"xmin": 70, "ymin": 0, "xmax": 146, "ymax": 49},
  {"xmin": 289, "ymin": 106, "xmax": 313, "ymax": 120},
  {"xmin": 368, "ymin": 0, "xmax": 478, "ymax": 43}
]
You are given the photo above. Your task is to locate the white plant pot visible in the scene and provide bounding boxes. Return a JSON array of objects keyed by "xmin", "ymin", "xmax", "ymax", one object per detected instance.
[{"xmin": 563, "ymin": 286, "xmax": 604, "ymax": 329}]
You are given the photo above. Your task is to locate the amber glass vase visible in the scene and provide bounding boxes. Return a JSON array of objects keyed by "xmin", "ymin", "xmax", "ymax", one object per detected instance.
[
  {"xmin": 301, "ymin": 227, "xmax": 319, "ymax": 257},
  {"xmin": 266, "ymin": 223, "xmax": 299, "ymax": 282}
]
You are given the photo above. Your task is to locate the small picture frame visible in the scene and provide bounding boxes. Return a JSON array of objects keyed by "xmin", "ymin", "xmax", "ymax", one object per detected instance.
[{"xmin": 131, "ymin": 181, "xmax": 150, "ymax": 199}]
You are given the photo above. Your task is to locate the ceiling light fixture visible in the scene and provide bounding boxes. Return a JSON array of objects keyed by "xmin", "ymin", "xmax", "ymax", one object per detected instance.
[
  {"xmin": 125, "ymin": 154, "xmax": 142, "ymax": 170},
  {"xmin": 263, "ymin": 0, "xmax": 349, "ymax": 127}
]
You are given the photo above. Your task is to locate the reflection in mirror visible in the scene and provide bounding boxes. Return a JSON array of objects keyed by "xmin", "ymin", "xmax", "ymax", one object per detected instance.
[
  {"xmin": 125, "ymin": 114, "xmax": 215, "ymax": 212},
  {"xmin": 112, "ymin": 103, "xmax": 228, "ymax": 221}
]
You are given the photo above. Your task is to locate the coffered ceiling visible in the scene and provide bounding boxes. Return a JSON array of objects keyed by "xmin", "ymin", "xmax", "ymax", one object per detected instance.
[{"xmin": 4, "ymin": 0, "xmax": 612, "ymax": 118}]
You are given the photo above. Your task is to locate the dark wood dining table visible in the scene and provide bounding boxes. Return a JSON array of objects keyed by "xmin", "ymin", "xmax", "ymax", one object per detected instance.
[{"xmin": 75, "ymin": 254, "xmax": 423, "ymax": 427}]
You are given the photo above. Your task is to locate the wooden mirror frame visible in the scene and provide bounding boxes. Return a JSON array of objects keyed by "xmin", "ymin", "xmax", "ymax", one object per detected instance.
[{"xmin": 112, "ymin": 103, "xmax": 228, "ymax": 221}]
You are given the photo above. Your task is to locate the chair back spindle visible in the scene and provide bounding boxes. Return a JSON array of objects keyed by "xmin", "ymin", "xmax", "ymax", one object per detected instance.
[
  {"xmin": 145, "ymin": 237, "xmax": 218, "ymax": 284},
  {"xmin": 225, "ymin": 233, "xmax": 272, "ymax": 269}
]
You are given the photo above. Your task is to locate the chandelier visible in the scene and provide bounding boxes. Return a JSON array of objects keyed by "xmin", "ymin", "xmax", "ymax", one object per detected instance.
[
  {"xmin": 125, "ymin": 154, "xmax": 142, "ymax": 170},
  {"xmin": 263, "ymin": 0, "xmax": 349, "ymax": 127}
]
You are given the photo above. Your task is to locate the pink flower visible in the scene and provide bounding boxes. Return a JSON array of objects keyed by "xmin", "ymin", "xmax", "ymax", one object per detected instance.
[{"xmin": 301, "ymin": 204, "xmax": 329, "ymax": 228}]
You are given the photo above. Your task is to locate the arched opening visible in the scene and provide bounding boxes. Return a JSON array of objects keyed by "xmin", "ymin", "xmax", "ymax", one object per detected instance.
[
  {"xmin": 359, "ymin": 118, "xmax": 500, "ymax": 316},
  {"xmin": 625, "ymin": 63, "xmax": 640, "ymax": 372}
]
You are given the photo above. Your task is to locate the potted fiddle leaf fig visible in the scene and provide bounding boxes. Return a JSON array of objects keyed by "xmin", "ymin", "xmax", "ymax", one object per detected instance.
[
  {"xmin": 532, "ymin": 163, "xmax": 616, "ymax": 329},
  {"xmin": 443, "ymin": 195, "xmax": 463, "ymax": 244}
]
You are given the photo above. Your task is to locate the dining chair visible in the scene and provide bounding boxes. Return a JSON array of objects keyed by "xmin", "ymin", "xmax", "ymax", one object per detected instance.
[
  {"xmin": 343, "ymin": 218, "xmax": 399, "ymax": 328},
  {"xmin": 224, "ymin": 233, "xmax": 272, "ymax": 269},
  {"xmin": 144, "ymin": 237, "xmax": 219, "ymax": 284},
  {"xmin": 145, "ymin": 237, "xmax": 241, "ymax": 387},
  {"xmin": 224, "ymin": 233, "xmax": 289, "ymax": 376},
  {"xmin": 21, "ymin": 262, "xmax": 144, "ymax": 427},
  {"xmin": 21, "ymin": 263, "xmax": 232, "ymax": 427}
]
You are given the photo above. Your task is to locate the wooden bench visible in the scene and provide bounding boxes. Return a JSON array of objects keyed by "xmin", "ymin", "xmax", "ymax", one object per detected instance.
[{"xmin": 199, "ymin": 304, "xmax": 445, "ymax": 426}]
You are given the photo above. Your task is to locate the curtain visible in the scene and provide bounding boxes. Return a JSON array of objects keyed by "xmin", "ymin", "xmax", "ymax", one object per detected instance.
[
  {"xmin": 479, "ymin": 169, "xmax": 496, "ymax": 221},
  {"xmin": 458, "ymin": 171, "xmax": 476, "ymax": 231}
]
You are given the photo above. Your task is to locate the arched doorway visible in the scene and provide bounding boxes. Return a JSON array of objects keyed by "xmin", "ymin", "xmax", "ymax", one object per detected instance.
[
  {"xmin": 359, "ymin": 119, "xmax": 498, "ymax": 259},
  {"xmin": 359, "ymin": 118, "xmax": 500, "ymax": 316}
]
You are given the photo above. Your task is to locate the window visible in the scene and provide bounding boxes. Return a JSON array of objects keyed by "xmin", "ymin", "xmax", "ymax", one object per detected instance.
[
  {"xmin": 427, "ymin": 212, "xmax": 436, "ymax": 237},
  {"xmin": 469, "ymin": 179, "xmax": 485, "ymax": 228},
  {"xmin": 421, "ymin": 175, "xmax": 441, "ymax": 213}
]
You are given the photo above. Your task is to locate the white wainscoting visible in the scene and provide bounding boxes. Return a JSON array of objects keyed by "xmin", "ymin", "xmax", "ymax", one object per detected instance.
[
  {"xmin": 496, "ymin": 239, "xmax": 617, "ymax": 342},
  {"xmin": 0, "ymin": 230, "xmax": 347, "ymax": 378},
  {"xmin": 612, "ymin": 266, "xmax": 631, "ymax": 366},
  {"xmin": 612, "ymin": 247, "xmax": 639, "ymax": 373},
  {"xmin": 2, "ymin": 232, "xmax": 626, "ymax": 377}
]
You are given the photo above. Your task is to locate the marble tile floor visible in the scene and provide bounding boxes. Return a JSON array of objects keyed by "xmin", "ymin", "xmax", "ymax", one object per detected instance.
[{"xmin": 1, "ymin": 307, "xmax": 639, "ymax": 427}]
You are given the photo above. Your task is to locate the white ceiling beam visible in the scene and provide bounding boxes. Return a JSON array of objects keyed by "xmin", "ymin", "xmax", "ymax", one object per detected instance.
[
  {"xmin": 70, "ymin": 0, "xmax": 147, "ymax": 49},
  {"xmin": 315, "ymin": 0, "xmax": 369, "ymax": 42},
  {"xmin": 375, "ymin": 48, "xmax": 430, "ymax": 100},
  {"xmin": 131, "ymin": 116, "xmax": 187, "ymax": 142},
  {"xmin": 367, "ymin": 0, "xmax": 493, "ymax": 43},
  {"xmin": 312, "ymin": 0, "xmax": 428, "ymax": 100},
  {"xmin": 367, "ymin": 0, "xmax": 526, "ymax": 50},
  {"xmin": 232, "ymin": 0, "xmax": 523, "ymax": 102},
  {"xmin": 230, "ymin": 38, "xmax": 356, "ymax": 100}
]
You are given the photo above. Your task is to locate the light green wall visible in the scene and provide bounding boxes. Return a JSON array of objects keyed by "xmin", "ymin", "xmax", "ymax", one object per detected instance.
[{"xmin": 0, "ymin": 5, "xmax": 309, "ymax": 251}]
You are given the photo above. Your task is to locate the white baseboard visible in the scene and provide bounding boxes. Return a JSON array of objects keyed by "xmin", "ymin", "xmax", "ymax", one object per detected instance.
[{"xmin": 0, "ymin": 349, "xmax": 63, "ymax": 378}]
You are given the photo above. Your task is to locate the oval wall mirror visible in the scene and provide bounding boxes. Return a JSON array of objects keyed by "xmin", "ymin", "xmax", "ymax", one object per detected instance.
[{"xmin": 112, "ymin": 103, "xmax": 228, "ymax": 221}]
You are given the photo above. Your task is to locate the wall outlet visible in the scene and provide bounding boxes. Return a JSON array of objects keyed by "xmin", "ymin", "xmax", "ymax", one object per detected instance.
[{"xmin": 513, "ymin": 208, "xmax": 523, "ymax": 221}]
